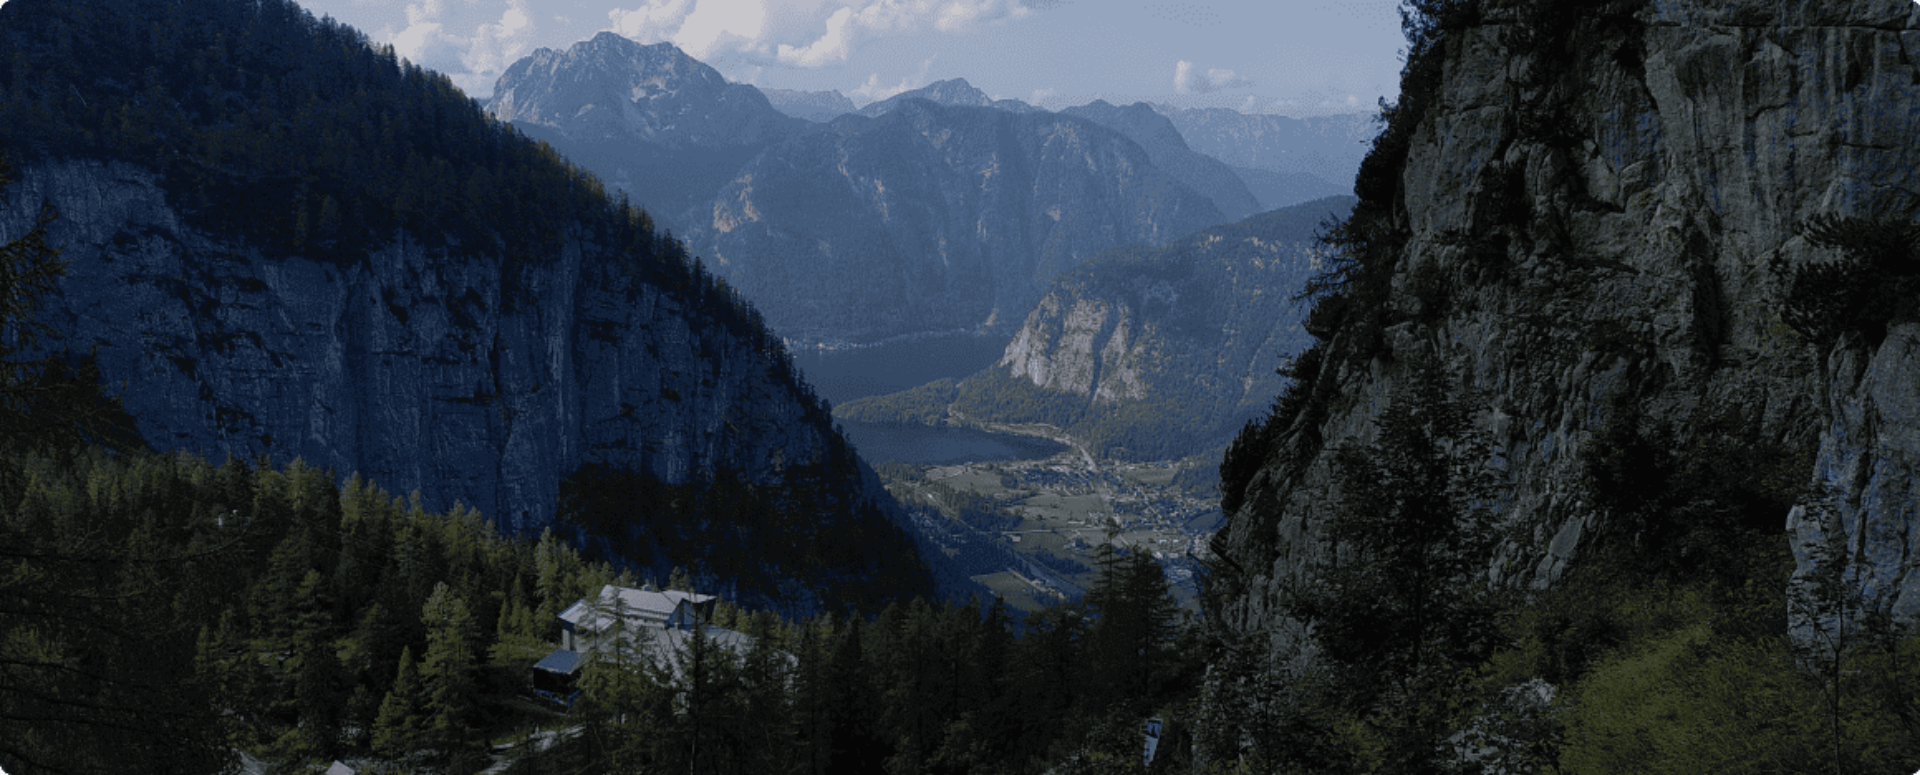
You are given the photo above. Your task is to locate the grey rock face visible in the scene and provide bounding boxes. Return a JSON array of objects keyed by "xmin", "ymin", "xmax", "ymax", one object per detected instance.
[
  {"xmin": 987, "ymin": 198, "xmax": 1353, "ymax": 457},
  {"xmin": 1061, "ymin": 100, "xmax": 1263, "ymax": 221},
  {"xmin": 1215, "ymin": 0, "xmax": 1920, "ymax": 638},
  {"xmin": 486, "ymin": 35, "xmax": 807, "ymax": 233},
  {"xmin": 686, "ymin": 100, "xmax": 1227, "ymax": 346},
  {"xmin": 489, "ymin": 32, "xmax": 803, "ymax": 148},
  {"xmin": 0, "ymin": 159, "xmax": 853, "ymax": 538}
]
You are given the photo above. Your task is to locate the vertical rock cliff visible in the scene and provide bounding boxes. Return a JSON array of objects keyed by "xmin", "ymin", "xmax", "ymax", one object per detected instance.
[
  {"xmin": 1213, "ymin": 0, "xmax": 1920, "ymax": 643},
  {"xmin": 0, "ymin": 159, "xmax": 928, "ymax": 611}
]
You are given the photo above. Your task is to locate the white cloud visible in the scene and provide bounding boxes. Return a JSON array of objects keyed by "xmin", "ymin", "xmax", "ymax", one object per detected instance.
[
  {"xmin": 611, "ymin": 0, "xmax": 1034, "ymax": 70},
  {"xmin": 850, "ymin": 55, "xmax": 936, "ymax": 102},
  {"xmin": 608, "ymin": 0, "xmax": 697, "ymax": 43},
  {"xmin": 777, "ymin": 6, "xmax": 856, "ymax": 66},
  {"xmin": 935, "ymin": 0, "xmax": 1031, "ymax": 32},
  {"xmin": 461, "ymin": 0, "xmax": 535, "ymax": 77},
  {"xmin": 673, "ymin": 0, "xmax": 769, "ymax": 60},
  {"xmin": 1174, "ymin": 59, "xmax": 1254, "ymax": 94}
]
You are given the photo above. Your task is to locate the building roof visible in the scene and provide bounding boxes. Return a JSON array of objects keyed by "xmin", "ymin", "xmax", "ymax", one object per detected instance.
[
  {"xmin": 533, "ymin": 648, "xmax": 584, "ymax": 675},
  {"xmin": 325, "ymin": 762, "xmax": 356, "ymax": 775},
  {"xmin": 558, "ymin": 585, "xmax": 716, "ymax": 633}
]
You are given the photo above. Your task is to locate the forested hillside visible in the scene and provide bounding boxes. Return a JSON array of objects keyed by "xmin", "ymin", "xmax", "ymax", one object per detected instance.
[
  {"xmin": 0, "ymin": 0, "xmax": 934, "ymax": 612},
  {"xmin": 0, "ymin": 441, "xmax": 1206, "ymax": 773}
]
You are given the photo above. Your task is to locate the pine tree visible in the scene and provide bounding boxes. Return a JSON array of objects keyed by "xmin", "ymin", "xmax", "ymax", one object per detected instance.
[
  {"xmin": 1082, "ymin": 545, "xmax": 1182, "ymax": 712},
  {"xmin": 419, "ymin": 581, "xmax": 481, "ymax": 763},
  {"xmin": 1285, "ymin": 361, "xmax": 1503, "ymax": 772},
  {"xmin": 371, "ymin": 647, "xmax": 423, "ymax": 758}
]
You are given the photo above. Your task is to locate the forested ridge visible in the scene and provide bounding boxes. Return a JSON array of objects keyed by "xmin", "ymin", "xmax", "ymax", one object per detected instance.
[
  {"xmin": 0, "ymin": 440, "xmax": 1210, "ymax": 774},
  {"xmin": 0, "ymin": 0, "xmax": 944, "ymax": 613}
]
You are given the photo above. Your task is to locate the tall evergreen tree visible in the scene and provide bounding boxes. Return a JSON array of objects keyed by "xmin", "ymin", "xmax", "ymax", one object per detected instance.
[
  {"xmin": 1284, "ymin": 362, "xmax": 1504, "ymax": 772},
  {"xmin": 419, "ymin": 581, "xmax": 482, "ymax": 764},
  {"xmin": 371, "ymin": 647, "xmax": 424, "ymax": 759}
]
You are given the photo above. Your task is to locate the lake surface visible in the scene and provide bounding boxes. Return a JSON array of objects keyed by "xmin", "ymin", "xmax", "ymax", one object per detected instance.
[
  {"xmin": 792, "ymin": 331, "xmax": 1063, "ymax": 464},
  {"xmin": 837, "ymin": 420, "xmax": 1068, "ymax": 466},
  {"xmin": 790, "ymin": 331, "xmax": 1006, "ymax": 405}
]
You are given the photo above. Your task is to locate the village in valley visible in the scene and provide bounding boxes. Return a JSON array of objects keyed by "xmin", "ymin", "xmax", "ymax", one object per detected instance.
[{"xmin": 881, "ymin": 444, "xmax": 1224, "ymax": 613}]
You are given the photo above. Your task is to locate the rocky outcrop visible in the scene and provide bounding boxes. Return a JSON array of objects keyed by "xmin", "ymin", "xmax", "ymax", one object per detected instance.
[
  {"xmin": 687, "ymin": 99, "xmax": 1228, "ymax": 346},
  {"xmin": 489, "ymin": 32, "xmax": 804, "ymax": 147},
  {"xmin": 1062, "ymin": 100, "xmax": 1263, "ymax": 221},
  {"xmin": 1213, "ymin": 0, "xmax": 1920, "ymax": 639},
  {"xmin": 846, "ymin": 197, "xmax": 1352, "ymax": 460},
  {"xmin": 486, "ymin": 34, "xmax": 808, "ymax": 232},
  {"xmin": 0, "ymin": 158, "xmax": 905, "ymax": 564}
]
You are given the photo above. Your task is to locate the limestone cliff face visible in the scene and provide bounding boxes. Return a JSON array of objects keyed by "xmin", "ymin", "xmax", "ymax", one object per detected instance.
[
  {"xmin": 1214, "ymin": 0, "xmax": 1920, "ymax": 637},
  {"xmin": 942, "ymin": 198, "xmax": 1353, "ymax": 460},
  {"xmin": 486, "ymin": 35, "xmax": 807, "ymax": 234},
  {"xmin": 0, "ymin": 159, "xmax": 860, "ymax": 539}
]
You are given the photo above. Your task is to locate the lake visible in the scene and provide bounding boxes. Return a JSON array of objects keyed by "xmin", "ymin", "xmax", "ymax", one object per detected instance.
[
  {"xmin": 790, "ymin": 331, "xmax": 1005, "ymax": 405},
  {"xmin": 837, "ymin": 420, "xmax": 1068, "ymax": 465},
  {"xmin": 792, "ymin": 331, "xmax": 1065, "ymax": 464}
]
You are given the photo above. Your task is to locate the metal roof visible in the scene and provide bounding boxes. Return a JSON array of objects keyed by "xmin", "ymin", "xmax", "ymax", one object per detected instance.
[{"xmin": 533, "ymin": 648, "xmax": 583, "ymax": 675}]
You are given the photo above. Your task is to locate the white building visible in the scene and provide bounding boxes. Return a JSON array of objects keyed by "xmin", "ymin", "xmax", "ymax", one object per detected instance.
[
  {"xmin": 534, "ymin": 584, "xmax": 756, "ymax": 704},
  {"xmin": 558, "ymin": 584, "xmax": 717, "ymax": 652}
]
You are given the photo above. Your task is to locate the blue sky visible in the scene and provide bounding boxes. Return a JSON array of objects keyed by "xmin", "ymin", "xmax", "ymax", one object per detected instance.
[{"xmin": 293, "ymin": 0, "xmax": 1407, "ymax": 116}]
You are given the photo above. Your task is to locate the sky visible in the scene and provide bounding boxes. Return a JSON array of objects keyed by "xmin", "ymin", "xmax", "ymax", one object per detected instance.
[{"xmin": 291, "ymin": 0, "xmax": 1408, "ymax": 117}]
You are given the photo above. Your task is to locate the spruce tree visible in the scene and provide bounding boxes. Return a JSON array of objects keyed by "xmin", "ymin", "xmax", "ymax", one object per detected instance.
[
  {"xmin": 419, "ymin": 581, "xmax": 481, "ymax": 762},
  {"xmin": 371, "ymin": 647, "xmax": 423, "ymax": 758},
  {"xmin": 1286, "ymin": 362, "xmax": 1503, "ymax": 772}
]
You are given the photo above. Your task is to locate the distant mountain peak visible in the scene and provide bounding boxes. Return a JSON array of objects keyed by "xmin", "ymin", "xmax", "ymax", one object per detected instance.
[
  {"xmin": 858, "ymin": 77, "xmax": 1037, "ymax": 117},
  {"xmin": 488, "ymin": 33, "xmax": 800, "ymax": 148}
]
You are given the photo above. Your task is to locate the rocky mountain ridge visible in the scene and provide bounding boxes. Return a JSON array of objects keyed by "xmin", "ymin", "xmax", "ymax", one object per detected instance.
[
  {"xmin": 1152, "ymin": 105, "xmax": 1372, "ymax": 208},
  {"xmin": 855, "ymin": 77, "xmax": 1040, "ymax": 117},
  {"xmin": 761, "ymin": 88, "xmax": 857, "ymax": 122},
  {"xmin": 685, "ymin": 99, "xmax": 1229, "ymax": 346},
  {"xmin": 1211, "ymin": 0, "xmax": 1920, "ymax": 647},
  {"xmin": 1061, "ymin": 100, "xmax": 1262, "ymax": 222},
  {"xmin": 485, "ymin": 33, "xmax": 809, "ymax": 235}
]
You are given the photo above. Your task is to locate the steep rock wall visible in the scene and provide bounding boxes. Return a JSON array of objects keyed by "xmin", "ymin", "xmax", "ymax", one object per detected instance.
[
  {"xmin": 1215, "ymin": 0, "xmax": 1920, "ymax": 638},
  {"xmin": 1, "ymin": 159, "xmax": 849, "ymax": 537}
]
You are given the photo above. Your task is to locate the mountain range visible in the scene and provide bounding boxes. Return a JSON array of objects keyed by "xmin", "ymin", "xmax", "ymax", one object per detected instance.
[{"xmin": 484, "ymin": 39, "xmax": 1364, "ymax": 347}]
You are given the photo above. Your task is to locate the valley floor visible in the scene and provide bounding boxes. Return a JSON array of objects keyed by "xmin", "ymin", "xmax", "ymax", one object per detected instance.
[{"xmin": 877, "ymin": 417, "xmax": 1222, "ymax": 612}]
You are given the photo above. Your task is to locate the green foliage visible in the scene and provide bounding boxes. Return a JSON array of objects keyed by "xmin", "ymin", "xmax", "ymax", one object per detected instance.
[
  {"xmin": 1578, "ymin": 394, "xmax": 1812, "ymax": 587},
  {"xmin": 835, "ymin": 377, "xmax": 960, "ymax": 425},
  {"xmin": 555, "ymin": 460, "xmax": 932, "ymax": 614},
  {"xmin": 1775, "ymin": 214, "xmax": 1920, "ymax": 350},
  {"xmin": 1559, "ymin": 588, "xmax": 1920, "ymax": 774},
  {"xmin": 1279, "ymin": 363, "xmax": 1505, "ymax": 772},
  {"xmin": 371, "ymin": 647, "xmax": 424, "ymax": 760}
]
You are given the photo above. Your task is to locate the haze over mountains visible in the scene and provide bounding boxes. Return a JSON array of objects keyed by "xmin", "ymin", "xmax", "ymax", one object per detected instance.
[
  {"xmin": 484, "ymin": 34, "xmax": 1366, "ymax": 348},
  {"xmin": 842, "ymin": 195, "xmax": 1356, "ymax": 461}
]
